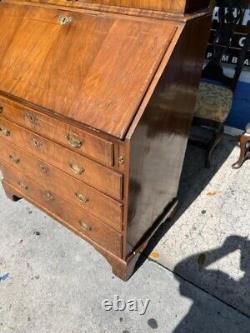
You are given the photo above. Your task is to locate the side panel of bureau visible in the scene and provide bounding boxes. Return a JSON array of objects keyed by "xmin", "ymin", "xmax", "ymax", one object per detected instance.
[
  {"xmin": 0, "ymin": 164, "xmax": 122, "ymax": 256},
  {"xmin": 126, "ymin": 16, "xmax": 211, "ymax": 252}
]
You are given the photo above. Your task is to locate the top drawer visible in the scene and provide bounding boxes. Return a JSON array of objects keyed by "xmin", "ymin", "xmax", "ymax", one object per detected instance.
[{"xmin": 0, "ymin": 97, "xmax": 114, "ymax": 167}]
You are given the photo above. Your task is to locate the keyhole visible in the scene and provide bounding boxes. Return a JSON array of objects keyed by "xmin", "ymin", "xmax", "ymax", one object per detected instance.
[{"xmin": 58, "ymin": 15, "xmax": 73, "ymax": 25}]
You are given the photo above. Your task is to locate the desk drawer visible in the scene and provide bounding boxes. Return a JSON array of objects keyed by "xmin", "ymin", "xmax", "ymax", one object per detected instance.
[
  {"xmin": 0, "ymin": 97, "xmax": 114, "ymax": 166},
  {"xmin": 0, "ymin": 118, "xmax": 123, "ymax": 200},
  {"xmin": 1, "ymin": 165, "xmax": 122, "ymax": 257},
  {"xmin": 0, "ymin": 140, "xmax": 123, "ymax": 231}
]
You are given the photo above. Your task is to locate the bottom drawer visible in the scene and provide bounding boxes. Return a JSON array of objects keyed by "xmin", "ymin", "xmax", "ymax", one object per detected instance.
[{"xmin": 1, "ymin": 163, "xmax": 122, "ymax": 257}]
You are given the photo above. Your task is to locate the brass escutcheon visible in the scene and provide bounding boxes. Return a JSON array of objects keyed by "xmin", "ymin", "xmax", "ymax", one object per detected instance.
[
  {"xmin": 9, "ymin": 154, "xmax": 20, "ymax": 164},
  {"xmin": 75, "ymin": 192, "xmax": 89, "ymax": 204},
  {"xmin": 25, "ymin": 112, "xmax": 38, "ymax": 126},
  {"xmin": 39, "ymin": 163, "xmax": 49, "ymax": 174},
  {"xmin": 78, "ymin": 220, "xmax": 92, "ymax": 232},
  {"xmin": 118, "ymin": 156, "xmax": 125, "ymax": 165},
  {"xmin": 18, "ymin": 181, "xmax": 28, "ymax": 191},
  {"xmin": 58, "ymin": 15, "xmax": 73, "ymax": 25},
  {"xmin": 43, "ymin": 191, "xmax": 54, "ymax": 202},
  {"xmin": 31, "ymin": 137, "xmax": 42, "ymax": 149}
]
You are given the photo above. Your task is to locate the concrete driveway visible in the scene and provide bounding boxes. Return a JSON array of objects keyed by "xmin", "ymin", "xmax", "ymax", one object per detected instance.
[{"xmin": 0, "ymin": 134, "xmax": 249, "ymax": 332}]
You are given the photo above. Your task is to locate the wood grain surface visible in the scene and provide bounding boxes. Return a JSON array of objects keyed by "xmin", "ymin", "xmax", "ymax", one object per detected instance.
[
  {"xmin": 0, "ymin": 3, "xmax": 177, "ymax": 138},
  {"xmin": 1, "ymin": 165, "xmax": 122, "ymax": 256},
  {"xmin": 11, "ymin": 0, "xmax": 210, "ymax": 13},
  {"xmin": 0, "ymin": 0, "xmax": 211, "ymax": 280},
  {"xmin": 0, "ymin": 150, "xmax": 123, "ymax": 229},
  {"xmin": 0, "ymin": 117, "xmax": 123, "ymax": 200},
  {"xmin": 0, "ymin": 96, "xmax": 115, "ymax": 166}
]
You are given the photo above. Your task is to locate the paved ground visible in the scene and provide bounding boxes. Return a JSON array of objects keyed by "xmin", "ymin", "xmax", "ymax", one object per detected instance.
[
  {"xmin": 0, "ymin": 134, "xmax": 250, "ymax": 332},
  {"xmin": 153, "ymin": 135, "xmax": 250, "ymax": 317}
]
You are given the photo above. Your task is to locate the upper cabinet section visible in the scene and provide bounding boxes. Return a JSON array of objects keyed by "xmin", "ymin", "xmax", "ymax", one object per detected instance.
[
  {"xmin": 0, "ymin": 3, "xmax": 178, "ymax": 138},
  {"xmin": 7, "ymin": 0, "xmax": 211, "ymax": 13}
]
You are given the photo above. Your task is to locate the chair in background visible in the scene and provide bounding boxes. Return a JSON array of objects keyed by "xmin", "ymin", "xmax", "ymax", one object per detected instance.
[
  {"xmin": 191, "ymin": 0, "xmax": 249, "ymax": 168},
  {"xmin": 232, "ymin": 123, "xmax": 250, "ymax": 168}
]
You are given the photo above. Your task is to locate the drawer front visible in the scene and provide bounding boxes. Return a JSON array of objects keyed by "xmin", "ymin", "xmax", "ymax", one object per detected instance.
[
  {"xmin": 0, "ymin": 139, "xmax": 123, "ymax": 231},
  {"xmin": 0, "ymin": 117, "xmax": 123, "ymax": 200},
  {"xmin": 1, "ymin": 164, "xmax": 122, "ymax": 257},
  {"xmin": 0, "ymin": 97, "xmax": 114, "ymax": 166}
]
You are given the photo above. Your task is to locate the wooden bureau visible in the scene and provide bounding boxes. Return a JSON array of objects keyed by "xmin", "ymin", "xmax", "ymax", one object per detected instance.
[{"xmin": 0, "ymin": 0, "xmax": 211, "ymax": 280}]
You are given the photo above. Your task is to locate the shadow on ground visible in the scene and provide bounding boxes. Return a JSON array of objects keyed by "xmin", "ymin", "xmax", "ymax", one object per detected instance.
[
  {"xmin": 173, "ymin": 235, "xmax": 250, "ymax": 332},
  {"xmin": 134, "ymin": 135, "xmax": 250, "ymax": 330},
  {"xmin": 136, "ymin": 134, "xmax": 238, "ymax": 266}
]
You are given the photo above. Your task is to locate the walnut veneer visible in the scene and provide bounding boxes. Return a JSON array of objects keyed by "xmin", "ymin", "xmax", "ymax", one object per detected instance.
[{"xmin": 0, "ymin": 0, "xmax": 211, "ymax": 280}]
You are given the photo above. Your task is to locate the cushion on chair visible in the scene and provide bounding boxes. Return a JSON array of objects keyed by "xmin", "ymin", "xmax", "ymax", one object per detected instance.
[
  {"xmin": 246, "ymin": 123, "xmax": 250, "ymax": 134},
  {"xmin": 195, "ymin": 82, "xmax": 233, "ymax": 123}
]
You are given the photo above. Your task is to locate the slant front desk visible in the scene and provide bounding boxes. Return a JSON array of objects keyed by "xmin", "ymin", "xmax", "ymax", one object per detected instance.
[{"xmin": 0, "ymin": 0, "xmax": 211, "ymax": 280}]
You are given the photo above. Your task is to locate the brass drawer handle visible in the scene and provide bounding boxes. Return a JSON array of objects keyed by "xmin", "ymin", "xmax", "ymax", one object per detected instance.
[
  {"xmin": 0, "ymin": 126, "xmax": 10, "ymax": 136},
  {"xmin": 78, "ymin": 220, "xmax": 92, "ymax": 232},
  {"xmin": 69, "ymin": 163, "xmax": 85, "ymax": 176},
  {"xmin": 9, "ymin": 154, "xmax": 20, "ymax": 164},
  {"xmin": 18, "ymin": 181, "xmax": 28, "ymax": 191},
  {"xmin": 65, "ymin": 133, "xmax": 83, "ymax": 149},
  {"xmin": 31, "ymin": 137, "xmax": 42, "ymax": 149},
  {"xmin": 58, "ymin": 15, "xmax": 73, "ymax": 25},
  {"xmin": 25, "ymin": 112, "xmax": 38, "ymax": 126},
  {"xmin": 43, "ymin": 191, "xmax": 55, "ymax": 202},
  {"xmin": 75, "ymin": 192, "xmax": 89, "ymax": 204}
]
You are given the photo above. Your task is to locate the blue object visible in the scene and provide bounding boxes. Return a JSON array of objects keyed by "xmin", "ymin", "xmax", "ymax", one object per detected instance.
[
  {"xmin": 0, "ymin": 273, "xmax": 10, "ymax": 282},
  {"xmin": 226, "ymin": 81, "xmax": 250, "ymax": 130}
]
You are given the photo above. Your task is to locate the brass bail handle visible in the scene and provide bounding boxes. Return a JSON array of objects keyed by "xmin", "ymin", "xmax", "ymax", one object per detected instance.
[
  {"xmin": 75, "ymin": 192, "xmax": 89, "ymax": 204},
  {"xmin": 66, "ymin": 133, "xmax": 83, "ymax": 149},
  {"xmin": 69, "ymin": 163, "xmax": 85, "ymax": 176},
  {"xmin": 0, "ymin": 126, "xmax": 10, "ymax": 137},
  {"xmin": 79, "ymin": 220, "xmax": 92, "ymax": 232},
  {"xmin": 58, "ymin": 15, "xmax": 73, "ymax": 25}
]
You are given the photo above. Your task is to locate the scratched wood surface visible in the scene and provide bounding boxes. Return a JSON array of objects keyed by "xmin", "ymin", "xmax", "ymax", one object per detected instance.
[{"xmin": 0, "ymin": 3, "xmax": 177, "ymax": 138}]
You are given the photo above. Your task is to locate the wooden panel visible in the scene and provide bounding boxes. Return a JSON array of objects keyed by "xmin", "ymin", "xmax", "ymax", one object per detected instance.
[
  {"xmin": 126, "ymin": 15, "xmax": 211, "ymax": 251},
  {"xmin": 75, "ymin": 0, "xmax": 210, "ymax": 13},
  {"xmin": 0, "ymin": 96, "xmax": 114, "ymax": 166},
  {"xmin": 19, "ymin": 0, "xmax": 210, "ymax": 13},
  {"xmin": 0, "ymin": 117, "xmax": 123, "ymax": 200},
  {"xmin": 0, "ymin": 141, "xmax": 123, "ymax": 229},
  {"xmin": 0, "ymin": 3, "xmax": 177, "ymax": 138},
  {"xmin": 0, "ymin": 164, "xmax": 122, "ymax": 256}
]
